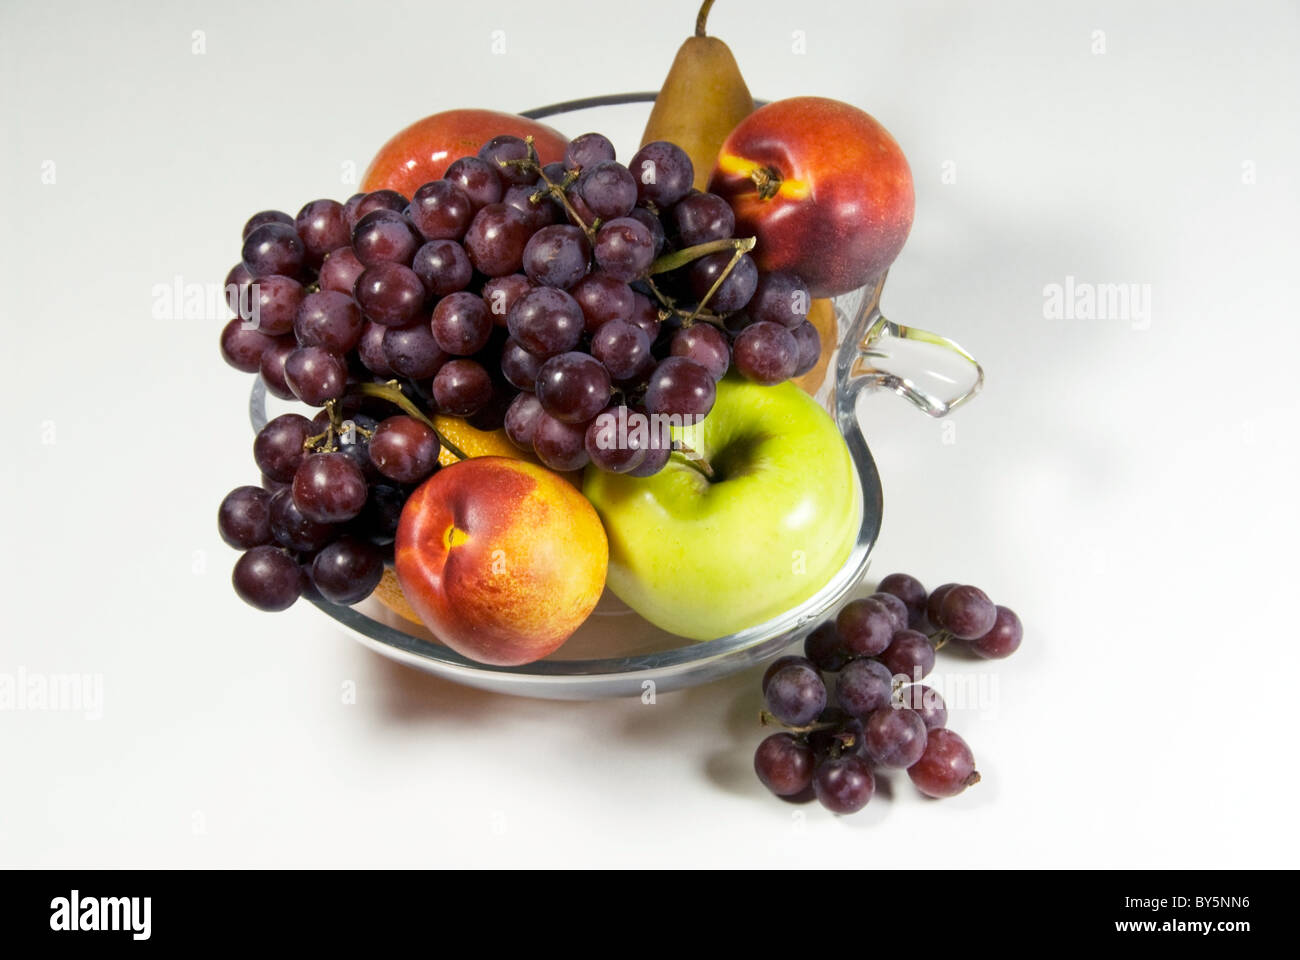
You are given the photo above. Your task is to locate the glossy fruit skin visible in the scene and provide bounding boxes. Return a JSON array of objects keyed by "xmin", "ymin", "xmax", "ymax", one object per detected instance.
[
  {"xmin": 760, "ymin": 655, "xmax": 817, "ymax": 694},
  {"xmin": 463, "ymin": 203, "xmax": 532, "ymax": 277},
  {"xmin": 268, "ymin": 487, "xmax": 335, "ymax": 553},
  {"xmin": 369, "ymin": 416, "xmax": 440, "ymax": 484},
  {"xmin": 836, "ymin": 597, "xmax": 895, "ymax": 657},
  {"xmin": 878, "ymin": 628, "xmax": 937, "ymax": 682},
  {"xmin": 908, "ymin": 728, "xmax": 979, "ymax": 798},
  {"xmin": 764, "ymin": 663, "xmax": 827, "ymax": 727},
  {"xmin": 220, "ymin": 317, "xmax": 277, "ymax": 373},
  {"xmin": 531, "ymin": 411, "xmax": 589, "ymax": 472},
  {"xmin": 869, "ymin": 592, "xmax": 910, "ymax": 633},
  {"xmin": 836, "ymin": 658, "xmax": 894, "ymax": 718},
  {"xmin": 310, "ymin": 536, "xmax": 384, "ymax": 605},
  {"xmin": 259, "ymin": 338, "xmax": 299, "ymax": 400},
  {"xmin": 360, "ymin": 109, "xmax": 568, "ymax": 199},
  {"xmin": 969, "ymin": 605, "xmax": 1023, "ymax": 658},
  {"xmin": 253, "ymin": 413, "xmax": 313, "ymax": 483},
  {"xmin": 292, "ymin": 452, "xmax": 368, "ymax": 523},
  {"xmin": 754, "ymin": 733, "xmax": 815, "ymax": 797},
  {"xmin": 939, "ymin": 585, "xmax": 998, "ymax": 639},
  {"xmin": 412, "ymin": 239, "xmax": 473, "ymax": 298},
  {"xmin": 925, "ymin": 582, "xmax": 959, "ymax": 629},
  {"xmin": 318, "ymin": 247, "xmax": 366, "ymax": 296},
  {"xmin": 864, "ymin": 706, "xmax": 928, "ymax": 769},
  {"xmin": 629, "ymin": 141, "xmax": 694, "ymax": 207},
  {"xmin": 812, "ymin": 754, "xmax": 875, "ymax": 814},
  {"xmin": 901, "ymin": 684, "xmax": 948, "ymax": 731},
  {"xmin": 644, "ymin": 357, "xmax": 715, "ymax": 417},
  {"xmin": 394, "ymin": 457, "xmax": 608, "ymax": 666},
  {"xmin": 878, "ymin": 572, "xmax": 928, "ymax": 630},
  {"xmin": 218, "ymin": 486, "xmax": 271, "ymax": 549},
  {"xmin": 584, "ymin": 379, "xmax": 860, "ymax": 641},
  {"xmin": 232, "ymin": 546, "xmax": 301, "ymax": 612},
  {"xmin": 709, "ymin": 97, "xmax": 914, "ymax": 299},
  {"xmin": 803, "ymin": 622, "xmax": 849, "ymax": 672}
]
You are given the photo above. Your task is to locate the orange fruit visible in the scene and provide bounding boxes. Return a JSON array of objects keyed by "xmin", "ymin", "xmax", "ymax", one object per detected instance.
[
  {"xmin": 431, "ymin": 413, "xmax": 535, "ymax": 468},
  {"xmin": 374, "ymin": 567, "xmax": 423, "ymax": 625}
]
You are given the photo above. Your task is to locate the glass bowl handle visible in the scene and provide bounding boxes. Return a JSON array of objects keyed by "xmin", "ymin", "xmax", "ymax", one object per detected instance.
[{"xmin": 833, "ymin": 272, "xmax": 984, "ymax": 429}]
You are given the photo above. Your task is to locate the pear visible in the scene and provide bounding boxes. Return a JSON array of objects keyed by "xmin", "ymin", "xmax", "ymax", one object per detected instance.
[{"xmin": 642, "ymin": 0, "xmax": 755, "ymax": 191}]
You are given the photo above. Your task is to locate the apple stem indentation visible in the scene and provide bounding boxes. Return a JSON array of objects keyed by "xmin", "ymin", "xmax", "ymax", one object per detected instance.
[
  {"xmin": 349, "ymin": 380, "xmax": 470, "ymax": 462},
  {"xmin": 673, "ymin": 447, "xmax": 715, "ymax": 480}
]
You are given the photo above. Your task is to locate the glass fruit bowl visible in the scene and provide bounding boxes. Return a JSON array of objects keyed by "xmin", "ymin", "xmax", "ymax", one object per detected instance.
[{"xmin": 249, "ymin": 93, "xmax": 982, "ymax": 699}]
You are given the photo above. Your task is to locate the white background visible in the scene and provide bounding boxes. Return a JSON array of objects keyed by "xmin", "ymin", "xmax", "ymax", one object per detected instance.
[{"xmin": 1, "ymin": 0, "xmax": 1297, "ymax": 868}]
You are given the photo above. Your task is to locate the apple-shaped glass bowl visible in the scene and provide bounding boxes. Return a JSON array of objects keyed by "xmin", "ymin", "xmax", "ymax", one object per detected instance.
[{"xmin": 249, "ymin": 93, "xmax": 982, "ymax": 699}]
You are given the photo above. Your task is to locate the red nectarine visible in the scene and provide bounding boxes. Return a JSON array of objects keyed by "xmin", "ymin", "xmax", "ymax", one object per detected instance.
[
  {"xmin": 394, "ymin": 456, "xmax": 606, "ymax": 666},
  {"xmin": 708, "ymin": 97, "xmax": 914, "ymax": 299},
  {"xmin": 362, "ymin": 108, "xmax": 569, "ymax": 199}
]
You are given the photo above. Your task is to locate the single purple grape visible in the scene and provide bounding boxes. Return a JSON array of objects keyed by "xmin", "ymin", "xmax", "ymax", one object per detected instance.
[
  {"xmin": 864, "ymin": 706, "xmax": 928, "ymax": 769},
  {"xmin": 754, "ymin": 733, "xmax": 815, "ymax": 798},
  {"xmin": 812, "ymin": 754, "xmax": 875, "ymax": 814},
  {"xmin": 969, "ymin": 605, "xmax": 1023, "ymax": 658},
  {"xmin": 764, "ymin": 664, "xmax": 827, "ymax": 727}
]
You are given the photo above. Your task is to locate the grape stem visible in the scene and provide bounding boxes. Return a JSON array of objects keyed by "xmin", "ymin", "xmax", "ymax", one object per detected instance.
[
  {"xmin": 685, "ymin": 242, "xmax": 749, "ymax": 324},
  {"xmin": 928, "ymin": 629, "xmax": 954, "ymax": 650},
  {"xmin": 647, "ymin": 236, "xmax": 756, "ymax": 326},
  {"xmin": 504, "ymin": 136, "xmax": 599, "ymax": 244},
  {"xmin": 642, "ymin": 276, "xmax": 727, "ymax": 330},
  {"xmin": 303, "ymin": 398, "xmax": 344, "ymax": 453},
  {"xmin": 758, "ymin": 710, "xmax": 838, "ymax": 734},
  {"xmin": 348, "ymin": 380, "xmax": 470, "ymax": 462},
  {"xmin": 643, "ymin": 275, "xmax": 676, "ymax": 310},
  {"xmin": 648, "ymin": 236, "xmax": 755, "ymax": 276}
]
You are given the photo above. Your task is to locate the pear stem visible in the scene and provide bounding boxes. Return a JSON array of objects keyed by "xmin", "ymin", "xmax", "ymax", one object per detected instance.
[{"xmin": 696, "ymin": 0, "xmax": 716, "ymax": 37}]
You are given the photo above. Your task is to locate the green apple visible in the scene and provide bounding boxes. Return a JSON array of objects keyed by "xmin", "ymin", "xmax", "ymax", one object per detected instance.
[{"xmin": 583, "ymin": 377, "xmax": 860, "ymax": 640}]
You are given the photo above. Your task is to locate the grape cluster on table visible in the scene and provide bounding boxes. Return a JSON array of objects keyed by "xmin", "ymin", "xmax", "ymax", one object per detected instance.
[
  {"xmin": 218, "ymin": 131, "xmax": 822, "ymax": 613},
  {"xmin": 754, "ymin": 573, "xmax": 1023, "ymax": 814}
]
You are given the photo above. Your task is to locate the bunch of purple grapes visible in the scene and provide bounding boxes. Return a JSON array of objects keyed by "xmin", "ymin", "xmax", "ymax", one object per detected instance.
[
  {"xmin": 217, "ymin": 130, "xmax": 825, "ymax": 611},
  {"xmin": 221, "ymin": 131, "xmax": 821, "ymax": 478},
  {"xmin": 754, "ymin": 573, "xmax": 1023, "ymax": 814},
  {"xmin": 215, "ymin": 130, "xmax": 821, "ymax": 608},
  {"xmin": 219, "ymin": 401, "xmax": 435, "ymax": 612}
]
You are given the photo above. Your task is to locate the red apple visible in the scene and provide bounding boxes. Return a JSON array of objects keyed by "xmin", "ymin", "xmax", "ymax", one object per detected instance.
[
  {"xmin": 362, "ymin": 108, "xmax": 569, "ymax": 198},
  {"xmin": 394, "ymin": 456, "xmax": 607, "ymax": 666},
  {"xmin": 708, "ymin": 97, "xmax": 914, "ymax": 299}
]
